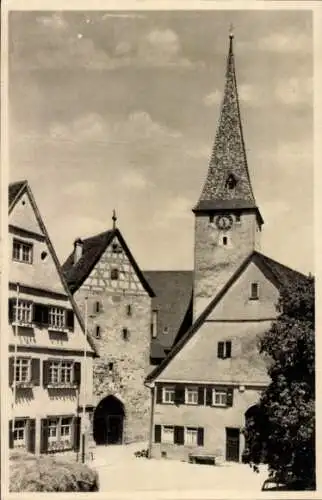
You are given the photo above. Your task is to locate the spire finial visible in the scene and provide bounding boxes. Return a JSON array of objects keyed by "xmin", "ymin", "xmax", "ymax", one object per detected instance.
[
  {"xmin": 229, "ymin": 23, "xmax": 234, "ymax": 39},
  {"xmin": 112, "ymin": 209, "xmax": 117, "ymax": 230}
]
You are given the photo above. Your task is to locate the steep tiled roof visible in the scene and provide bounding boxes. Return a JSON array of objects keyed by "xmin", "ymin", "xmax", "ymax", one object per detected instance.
[
  {"xmin": 145, "ymin": 251, "xmax": 310, "ymax": 382},
  {"xmin": 194, "ymin": 35, "xmax": 263, "ymax": 225},
  {"xmin": 144, "ymin": 270, "xmax": 193, "ymax": 360},
  {"xmin": 63, "ymin": 228, "xmax": 155, "ymax": 297},
  {"xmin": 9, "ymin": 180, "xmax": 27, "ymax": 209}
]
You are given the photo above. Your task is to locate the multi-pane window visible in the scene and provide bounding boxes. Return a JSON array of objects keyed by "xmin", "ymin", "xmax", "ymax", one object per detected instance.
[
  {"xmin": 185, "ymin": 427, "xmax": 198, "ymax": 445},
  {"xmin": 185, "ymin": 386, "xmax": 198, "ymax": 405},
  {"xmin": 48, "ymin": 417, "xmax": 72, "ymax": 450},
  {"xmin": 49, "ymin": 307, "xmax": 66, "ymax": 330},
  {"xmin": 161, "ymin": 425, "xmax": 174, "ymax": 444},
  {"xmin": 162, "ymin": 386, "xmax": 175, "ymax": 404},
  {"xmin": 13, "ymin": 419, "xmax": 27, "ymax": 448},
  {"xmin": 12, "ymin": 239, "xmax": 33, "ymax": 264},
  {"xmin": 49, "ymin": 360, "xmax": 73, "ymax": 385},
  {"xmin": 15, "ymin": 358, "xmax": 31, "ymax": 383},
  {"xmin": 212, "ymin": 388, "xmax": 227, "ymax": 407},
  {"xmin": 13, "ymin": 300, "xmax": 33, "ymax": 325}
]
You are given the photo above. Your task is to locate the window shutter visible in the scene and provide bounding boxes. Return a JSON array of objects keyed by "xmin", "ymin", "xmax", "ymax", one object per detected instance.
[
  {"xmin": 197, "ymin": 386, "xmax": 205, "ymax": 405},
  {"xmin": 42, "ymin": 360, "xmax": 49, "ymax": 387},
  {"xmin": 174, "ymin": 385, "xmax": 185, "ymax": 405},
  {"xmin": 197, "ymin": 427, "xmax": 204, "ymax": 446},
  {"xmin": 40, "ymin": 418, "xmax": 49, "ymax": 454},
  {"xmin": 156, "ymin": 385, "xmax": 163, "ymax": 404},
  {"xmin": 8, "ymin": 298, "xmax": 15, "ymax": 323},
  {"xmin": 74, "ymin": 362, "xmax": 81, "ymax": 386},
  {"xmin": 206, "ymin": 386, "xmax": 213, "ymax": 406},
  {"xmin": 226, "ymin": 387, "xmax": 234, "ymax": 407},
  {"xmin": 174, "ymin": 426, "xmax": 184, "ymax": 445},
  {"xmin": 31, "ymin": 358, "xmax": 40, "ymax": 386},
  {"xmin": 154, "ymin": 424, "xmax": 161, "ymax": 443},
  {"xmin": 27, "ymin": 419, "xmax": 36, "ymax": 453},
  {"xmin": 66, "ymin": 310, "xmax": 74, "ymax": 331},
  {"xmin": 32, "ymin": 304, "xmax": 43, "ymax": 324},
  {"xmin": 9, "ymin": 357, "xmax": 14, "ymax": 386},
  {"xmin": 9, "ymin": 420, "xmax": 13, "ymax": 449},
  {"xmin": 42, "ymin": 305, "xmax": 49, "ymax": 325},
  {"xmin": 217, "ymin": 341, "xmax": 224, "ymax": 359},
  {"xmin": 73, "ymin": 416, "xmax": 81, "ymax": 452},
  {"xmin": 225, "ymin": 341, "xmax": 232, "ymax": 359}
]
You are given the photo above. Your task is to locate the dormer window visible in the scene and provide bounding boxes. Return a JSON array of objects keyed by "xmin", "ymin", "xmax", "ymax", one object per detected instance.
[
  {"xmin": 225, "ymin": 174, "xmax": 237, "ymax": 190},
  {"xmin": 110, "ymin": 268, "xmax": 119, "ymax": 280}
]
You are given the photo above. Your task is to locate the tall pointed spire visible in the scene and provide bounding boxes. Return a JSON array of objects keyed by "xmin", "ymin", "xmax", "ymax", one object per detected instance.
[{"xmin": 194, "ymin": 32, "xmax": 262, "ymax": 222}]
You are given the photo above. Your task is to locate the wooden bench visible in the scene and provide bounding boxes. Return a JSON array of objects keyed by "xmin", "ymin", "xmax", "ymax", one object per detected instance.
[{"xmin": 188, "ymin": 453, "xmax": 216, "ymax": 465}]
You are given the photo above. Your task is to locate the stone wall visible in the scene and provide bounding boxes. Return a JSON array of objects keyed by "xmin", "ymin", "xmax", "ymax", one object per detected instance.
[
  {"xmin": 75, "ymin": 288, "xmax": 151, "ymax": 443},
  {"xmin": 193, "ymin": 211, "xmax": 261, "ymax": 319}
]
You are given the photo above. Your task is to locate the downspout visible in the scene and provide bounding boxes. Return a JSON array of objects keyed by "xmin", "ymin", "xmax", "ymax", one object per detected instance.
[{"xmin": 145, "ymin": 381, "xmax": 155, "ymax": 459}]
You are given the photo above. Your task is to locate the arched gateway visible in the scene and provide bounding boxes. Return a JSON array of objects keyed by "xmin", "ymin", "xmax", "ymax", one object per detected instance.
[{"xmin": 93, "ymin": 395, "xmax": 125, "ymax": 445}]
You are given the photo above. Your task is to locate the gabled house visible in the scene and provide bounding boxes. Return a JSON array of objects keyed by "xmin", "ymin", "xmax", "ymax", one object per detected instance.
[
  {"xmin": 62, "ymin": 221, "xmax": 155, "ymax": 444},
  {"xmin": 8, "ymin": 181, "xmax": 98, "ymax": 456},
  {"xmin": 144, "ymin": 33, "xmax": 310, "ymax": 463}
]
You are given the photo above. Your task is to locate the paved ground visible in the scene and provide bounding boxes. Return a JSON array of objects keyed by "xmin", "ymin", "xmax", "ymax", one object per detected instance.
[{"xmin": 90, "ymin": 443, "xmax": 268, "ymax": 492}]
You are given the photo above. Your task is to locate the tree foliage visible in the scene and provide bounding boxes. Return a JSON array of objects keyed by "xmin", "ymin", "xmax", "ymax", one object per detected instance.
[{"xmin": 243, "ymin": 276, "xmax": 315, "ymax": 489}]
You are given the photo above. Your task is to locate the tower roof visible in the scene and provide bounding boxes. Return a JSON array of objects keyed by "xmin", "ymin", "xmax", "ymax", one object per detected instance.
[{"xmin": 194, "ymin": 33, "xmax": 263, "ymax": 223}]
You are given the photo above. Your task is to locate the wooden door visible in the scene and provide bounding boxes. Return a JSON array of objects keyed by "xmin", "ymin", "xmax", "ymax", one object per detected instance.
[{"xmin": 225, "ymin": 427, "xmax": 240, "ymax": 462}]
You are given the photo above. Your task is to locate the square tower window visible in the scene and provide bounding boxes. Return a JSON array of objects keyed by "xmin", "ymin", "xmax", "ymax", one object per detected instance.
[
  {"xmin": 250, "ymin": 282, "xmax": 259, "ymax": 300},
  {"xmin": 94, "ymin": 325, "xmax": 101, "ymax": 339},
  {"xmin": 108, "ymin": 362, "xmax": 114, "ymax": 372},
  {"xmin": 94, "ymin": 301, "xmax": 101, "ymax": 314},
  {"xmin": 110, "ymin": 268, "xmax": 119, "ymax": 280},
  {"xmin": 122, "ymin": 328, "xmax": 129, "ymax": 341}
]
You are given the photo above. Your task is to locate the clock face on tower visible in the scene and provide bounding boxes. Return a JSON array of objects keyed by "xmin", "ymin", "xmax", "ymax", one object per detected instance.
[{"xmin": 215, "ymin": 214, "xmax": 233, "ymax": 230}]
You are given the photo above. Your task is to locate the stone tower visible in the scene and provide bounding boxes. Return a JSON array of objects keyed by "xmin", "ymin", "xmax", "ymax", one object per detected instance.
[
  {"xmin": 62, "ymin": 215, "xmax": 154, "ymax": 445},
  {"xmin": 193, "ymin": 33, "xmax": 264, "ymax": 319}
]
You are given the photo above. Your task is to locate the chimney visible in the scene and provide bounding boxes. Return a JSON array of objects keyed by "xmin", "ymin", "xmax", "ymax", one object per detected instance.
[{"xmin": 73, "ymin": 238, "xmax": 83, "ymax": 264}]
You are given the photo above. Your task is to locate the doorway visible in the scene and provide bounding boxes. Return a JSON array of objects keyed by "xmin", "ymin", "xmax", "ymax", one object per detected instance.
[
  {"xmin": 225, "ymin": 427, "xmax": 240, "ymax": 462},
  {"xmin": 93, "ymin": 395, "xmax": 125, "ymax": 445}
]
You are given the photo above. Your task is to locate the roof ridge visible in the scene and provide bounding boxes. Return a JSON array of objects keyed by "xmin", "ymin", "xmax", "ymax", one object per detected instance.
[{"xmin": 255, "ymin": 250, "xmax": 308, "ymax": 279}]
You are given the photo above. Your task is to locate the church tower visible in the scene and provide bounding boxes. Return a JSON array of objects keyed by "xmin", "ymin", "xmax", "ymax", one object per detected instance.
[{"xmin": 193, "ymin": 32, "xmax": 264, "ymax": 319}]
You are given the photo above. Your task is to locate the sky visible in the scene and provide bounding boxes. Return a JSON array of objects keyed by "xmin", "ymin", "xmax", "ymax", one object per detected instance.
[{"xmin": 8, "ymin": 9, "xmax": 313, "ymax": 274}]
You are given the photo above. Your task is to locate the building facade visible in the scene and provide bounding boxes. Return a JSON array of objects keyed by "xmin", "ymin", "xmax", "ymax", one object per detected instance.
[
  {"xmin": 62, "ymin": 227, "xmax": 155, "ymax": 444},
  {"xmin": 145, "ymin": 34, "xmax": 310, "ymax": 463},
  {"xmin": 8, "ymin": 181, "xmax": 97, "ymax": 456}
]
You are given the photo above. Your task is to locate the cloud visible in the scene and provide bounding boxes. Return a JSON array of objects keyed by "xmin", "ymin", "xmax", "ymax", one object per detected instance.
[
  {"xmin": 274, "ymin": 77, "xmax": 312, "ymax": 106},
  {"xmin": 154, "ymin": 196, "xmax": 191, "ymax": 228},
  {"xmin": 119, "ymin": 170, "xmax": 152, "ymax": 190},
  {"xmin": 48, "ymin": 111, "xmax": 182, "ymax": 146},
  {"xmin": 62, "ymin": 181, "xmax": 98, "ymax": 197},
  {"xmin": 258, "ymin": 32, "xmax": 312, "ymax": 54},
  {"xmin": 203, "ymin": 90, "xmax": 222, "ymax": 107}
]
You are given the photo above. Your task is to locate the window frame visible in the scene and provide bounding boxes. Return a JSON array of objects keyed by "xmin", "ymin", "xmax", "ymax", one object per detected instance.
[
  {"xmin": 13, "ymin": 419, "xmax": 27, "ymax": 449},
  {"xmin": 48, "ymin": 306, "xmax": 67, "ymax": 332},
  {"xmin": 12, "ymin": 239, "xmax": 33, "ymax": 264},
  {"xmin": 250, "ymin": 282, "xmax": 259, "ymax": 300},
  {"xmin": 212, "ymin": 388, "xmax": 228, "ymax": 407},
  {"xmin": 47, "ymin": 416, "xmax": 73, "ymax": 451},
  {"xmin": 15, "ymin": 357, "xmax": 32, "ymax": 385},
  {"xmin": 185, "ymin": 427, "xmax": 198, "ymax": 446},
  {"xmin": 162, "ymin": 385, "xmax": 175, "ymax": 404},
  {"xmin": 12, "ymin": 299, "xmax": 33, "ymax": 326},
  {"xmin": 185, "ymin": 386, "xmax": 198, "ymax": 405},
  {"xmin": 48, "ymin": 359, "xmax": 74, "ymax": 387},
  {"xmin": 161, "ymin": 425, "xmax": 174, "ymax": 444}
]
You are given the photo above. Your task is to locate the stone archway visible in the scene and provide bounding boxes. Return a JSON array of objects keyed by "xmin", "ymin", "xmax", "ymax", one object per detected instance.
[{"xmin": 93, "ymin": 395, "xmax": 125, "ymax": 445}]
